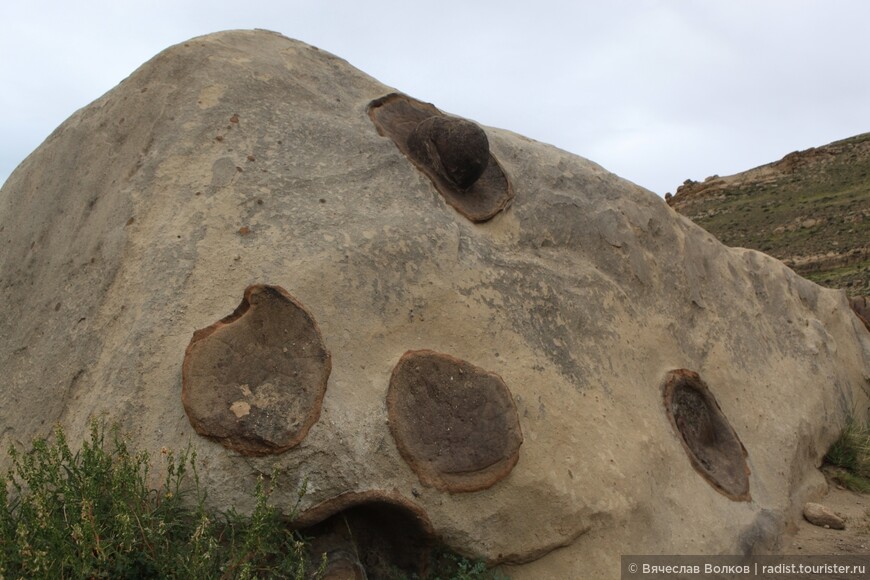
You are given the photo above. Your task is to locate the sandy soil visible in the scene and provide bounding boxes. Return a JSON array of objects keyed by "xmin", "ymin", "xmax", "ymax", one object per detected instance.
[{"xmin": 783, "ymin": 474, "xmax": 870, "ymax": 555}]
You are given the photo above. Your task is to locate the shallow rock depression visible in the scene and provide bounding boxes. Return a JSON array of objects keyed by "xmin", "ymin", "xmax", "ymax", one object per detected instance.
[{"xmin": 1, "ymin": 30, "xmax": 869, "ymax": 579}]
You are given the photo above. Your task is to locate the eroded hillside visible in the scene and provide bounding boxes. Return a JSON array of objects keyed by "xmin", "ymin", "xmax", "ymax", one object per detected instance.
[{"xmin": 668, "ymin": 133, "xmax": 870, "ymax": 296}]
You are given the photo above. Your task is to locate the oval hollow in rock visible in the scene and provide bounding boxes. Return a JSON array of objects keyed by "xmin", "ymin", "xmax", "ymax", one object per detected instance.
[
  {"xmin": 295, "ymin": 491, "xmax": 435, "ymax": 579},
  {"xmin": 368, "ymin": 93, "xmax": 513, "ymax": 223},
  {"xmin": 387, "ymin": 350, "xmax": 523, "ymax": 492},
  {"xmin": 182, "ymin": 285, "xmax": 331, "ymax": 455},
  {"xmin": 662, "ymin": 369, "xmax": 751, "ymax": 501}
]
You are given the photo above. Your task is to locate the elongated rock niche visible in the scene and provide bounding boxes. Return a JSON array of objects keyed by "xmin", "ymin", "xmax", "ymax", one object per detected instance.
[
  {"xmin": 663, "ymin": 369, "xmax": 751, "ymax": 501},
  {"xmin": 368, "ymin": 92, "xmax": 513, "ymax": 222},
  {"xmin": 182, "ymin": 285, "xmax": 331, "ymax": 455}
]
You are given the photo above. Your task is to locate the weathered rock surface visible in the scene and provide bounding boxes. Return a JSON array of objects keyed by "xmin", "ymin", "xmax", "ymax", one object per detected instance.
[
  {"xmin": 182, "ymin": 284, "xmax": 331, "ymax": 455},
  {"xmin": 803, "ymin": 502, "xmax": 846, "ymax": 530},
  {"xmin": 368, "ymin": 92, "xmax": 513, "ymax": 222},
  {"xmin": 1, "ymin": 29, "xmax": 869, "ymax": 578},
  {"xmin": 851, "ymin": 296, "xmax": 870, "ymax": 332},
  {"xmin": 387, "ymin": 349, "xmax": 523, "ymax": 493}
]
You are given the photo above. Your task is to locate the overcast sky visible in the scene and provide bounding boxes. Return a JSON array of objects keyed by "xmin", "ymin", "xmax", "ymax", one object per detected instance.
[{"xmin": 2, "ymin": 1, "xmax": 869, "ymax": 196}]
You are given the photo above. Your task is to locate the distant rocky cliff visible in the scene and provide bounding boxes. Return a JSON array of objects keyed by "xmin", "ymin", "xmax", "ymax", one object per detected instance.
[{"xmin": 667, "ymin": 133, "xmax": 870, "ymax": 296}]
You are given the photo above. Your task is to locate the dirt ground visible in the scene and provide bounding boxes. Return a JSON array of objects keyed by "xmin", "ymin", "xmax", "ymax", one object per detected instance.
[{"xmin": 782, "ymin": 473, "xmax": 870, "ymax": 555}]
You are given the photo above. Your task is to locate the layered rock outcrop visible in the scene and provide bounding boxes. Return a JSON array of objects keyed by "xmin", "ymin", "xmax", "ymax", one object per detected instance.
[
  {"xmin": 667, "ymin": 133, "xmax": 870, "ymax": 297},
  {"xmin": 1, "ymin": 30, "xmax": 869, "ymax": 578}
]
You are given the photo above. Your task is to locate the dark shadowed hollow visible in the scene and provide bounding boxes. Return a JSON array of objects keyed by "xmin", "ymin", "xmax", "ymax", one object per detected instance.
[
  {"xmin": 663, "ymin": 369, "xmax": 751, "ymax": 501},
  {"xmin": 294, "ymin": 491, "xmax": 436, "ymax": 579}
]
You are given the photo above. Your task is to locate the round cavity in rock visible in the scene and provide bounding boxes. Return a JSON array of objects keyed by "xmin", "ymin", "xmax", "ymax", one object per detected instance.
[
  {"xmin": 182, "ymin": 285, "xmax": 331, "ymax": 455},
  {"xmin": 387, "ymin": 350, "xmax": 523, "ymax": 492},
  {"xmin": 407, "ymin": 116, "xmax": 490, "ymax": 190},
  {"xmin": 295, "ymin": 491, "xmax": 434, "ymax": 579},
  {"xmin": 662, "ymin": 369, "xmax": 750, "ymax": 501},
  {"xmin": 367, "ymin": 93, "xmax": 513, "ymax": 223}
]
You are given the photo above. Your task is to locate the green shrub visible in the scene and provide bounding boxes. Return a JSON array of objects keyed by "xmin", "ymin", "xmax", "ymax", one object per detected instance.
[
  {"xmin": 0, "ymin": 420, "xmax": 502, "ymax": 579},
  {"xmin": 0, "ymin": 420, "xmax": 319, "ymax": 579}
]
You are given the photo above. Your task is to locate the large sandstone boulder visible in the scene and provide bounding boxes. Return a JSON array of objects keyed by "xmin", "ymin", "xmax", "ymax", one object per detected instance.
[{"xmin": 1, "ymin": 30, "xmax": 869, "ymax": 578}]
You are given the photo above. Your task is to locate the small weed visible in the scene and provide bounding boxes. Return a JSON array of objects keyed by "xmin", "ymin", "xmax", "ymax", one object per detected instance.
[
  {"xmin": 860, "ymin": 508, "xmax": 870, "ymax": 535},
  {"xmin": 824, "ymin": 415, "xmax": 870, "ymax": 493},
  {"xmin": 377, "ymin": 547, "xmax": 507, "ymax": 580},
  {"xmin": 427, "ymin": 549, "xmax": 509, "ymax": 580},
  {"xmin": 827, "ymin": 469, "xmax": 870, "ymax": 494}
]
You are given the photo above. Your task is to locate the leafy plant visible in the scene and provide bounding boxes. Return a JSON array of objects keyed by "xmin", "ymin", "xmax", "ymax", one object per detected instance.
[
  {"xmin": 371, "ymin": 546, "xmax": 506, "ymax": 580},
  {"xmin": 0, "ymin": 420, "xmax": 318, "ymax": 579},
  {"xmin": 0, "ymin": 420, "xmax": 504, "ymax": 579},
  {"xmin": 427, "ymin": 548, "xmax": 509, "ymax": 580}
]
